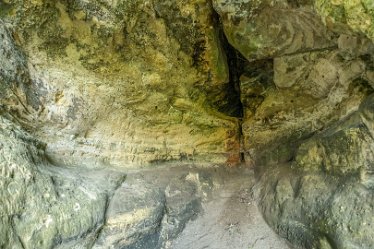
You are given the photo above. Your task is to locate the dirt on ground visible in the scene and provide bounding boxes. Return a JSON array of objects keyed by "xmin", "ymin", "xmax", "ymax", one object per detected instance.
[{"xmin": 125, "ymin": 165, "xmax": 292, "ymax": 249}]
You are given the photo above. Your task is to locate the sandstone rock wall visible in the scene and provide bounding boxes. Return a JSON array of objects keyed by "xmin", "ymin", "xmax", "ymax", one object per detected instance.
[
  {"xmin": 0, "ymin": 116, "xmax": 127, "ymax": 248},
  {"xmin": 0, "ymin": 115, "xmax": 215, "ymax": 248},
  {"xmin": 212, "ymin": 0, "xmax": 374, "ymax": 167},
  {"xmin": 0, "ymin": 0, "xmax": 240, "ymax": 168},
  {"xmin": 211, "ymin": 0, "xmax": 374, "ymax": 248},
  {"xmin": 3, "ymin": 0, "xmax": 372, "ymax": 169},
  {"xmin": 1, "ymin": 0, "xmax": 374, "ymax": 248},
  {"xmin": 255, "ymin": 92, "xmax": 374, "ymax": 249}
]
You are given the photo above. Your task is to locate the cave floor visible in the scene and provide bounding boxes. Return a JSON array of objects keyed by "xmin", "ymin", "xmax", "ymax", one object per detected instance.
[{"xmin": 123, "ymin": 165, "xmax": 292, "ymax": 249}]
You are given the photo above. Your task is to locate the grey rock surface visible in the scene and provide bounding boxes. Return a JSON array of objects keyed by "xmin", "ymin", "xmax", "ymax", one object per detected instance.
[
  {"xmin": 1, "ymin": 116, "xmax": 275, "ymax": 248},
  {"xmin": 255, "ymin": 94, "xmax": 374, "ymax": 249},
  {"xmin": 213, "ymin": 0, "xmax": 335, "ymax": 61},
  {"xmin": 93, "ymin": 180, "xmax": 165, "ymax": 249},
  {"xmin": 0, "ymin": 116, "xmax": 126, "ymax": 249},
  {"xmin": 159, "ymin": 174, "xmax": 202, "ymax": 243},
  {"xmin": 256, "ymin": 166, "xmax": 374, "ymax": 249},
  {"xmin": 294, "ymin": 93, "xmax": 374, "ymax": 176}
]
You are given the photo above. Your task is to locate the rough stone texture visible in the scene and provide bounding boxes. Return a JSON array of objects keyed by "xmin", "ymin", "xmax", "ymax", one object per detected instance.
[
  {"xmin": 0, "ymin": 117, "xmax": 222, "ymax": 248},
  {"xmin": 256, "ymin": 166, "xmax": 374, "ymax": 249},
  {"xmin": 0, "ymin": 19, "xmax": 38, "ymax": 123},
  {"xmin": 315, "ymin": 0, "xmax": 374, "ymax": 41},
  {"xmin": 294, "ymin": 93, "xmax": 374, "ymax": 176},
  {"xmin": 211, "ymin": 0, "xmax": 374, "ymax": 167},
  {"xmin": 0, "ymin": 20, "xmax": 28, "ymax": 95},
  {"xmin": 0, "ymin": 0, "xmax": 239, "ymax": 168},
  {"xmin": 1, "ymin": 0, "xmax": 374, "ymax": 248},
  {"xmin": 243, "ymin": 47, "xmax": 373, "ymax": 165},
  {"xmin": 210, "ymin": 1, "xmax": 374, "ymax": 248},
  {"xmin": 254, "ymin": 85, "xmax": 374, "ymax": 249},
  {"xmin": 213, "ymin": 0, "xmax": 336, "ymax": 61},
  {"xmin": 91, "ymin": 169, "xmax": 221, "ymax": 249},
  {"xmin": 0, "ymin": 116, "xmax": 126, "ymax": 249},
  {"xmin": 93, "ymin": 180, "xmax": 165, "ymax": 249}
]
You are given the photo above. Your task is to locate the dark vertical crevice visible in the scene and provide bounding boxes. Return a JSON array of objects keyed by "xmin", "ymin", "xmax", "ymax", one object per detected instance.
[
  {"xmin": 224, "ymin": 41, "xmax": 245, "ymax": 118},
  {"xmin": 212, "ymin": 8, "xmax": 247, "ymax": 163},
  {"xmin": 225, "ymin": 43, "xmax": 246, "ymax": 163},
  {"xmin": 211, "ymin": 9, "xmax": 245, "ymax": 119}
]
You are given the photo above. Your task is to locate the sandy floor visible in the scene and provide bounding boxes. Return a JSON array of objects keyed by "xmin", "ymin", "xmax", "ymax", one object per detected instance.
[
  {"xmin": 126, "ymin": 165, "xmax": 292, "ymax": 249},
  {"xmin": 170, "ymin": 168, "xmax": 291, "ymax": 249}
]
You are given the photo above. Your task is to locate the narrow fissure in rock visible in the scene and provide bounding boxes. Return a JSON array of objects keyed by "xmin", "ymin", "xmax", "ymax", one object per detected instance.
[
  {"xmin": 214, "ymin": 16, "xmax": 245, "ymax": 118},
  {"xmin": 224, "ymin": 41, "xmax": 246, "ymax": 163},
  {"xmin": 212, "ymin": 9, "xmax": 247, "ymax": 163}
]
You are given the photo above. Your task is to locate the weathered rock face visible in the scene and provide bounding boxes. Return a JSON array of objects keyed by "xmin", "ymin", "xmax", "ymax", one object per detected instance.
[
  {"xmin": 211, "ymin": 0, "xmax": 374, "ymax": 248},
  {"xmin": 256, "ymin": 167, "xmax": 374, "ymax": 249},
  {"xmin": 1, "ymin": 0, "xmax": 374, "ymax": 248},
  {"xmin": 315, "ymin": 0, "xmax": 374, "ymax": 41},
  {"xmin": 0, "ymin": 116, "xmax": 126, "ymax": 248},
  {"xmin": 213, "ymin": 0, "xmax": 336, "ymax": 60},
  {"xmin": 0, "ymin": 115, "xmax": 223, "ymax": 248},
  {"xmin": 255, "ymin": 94, "xmax": 374, "ymax": 249},
  {"xmin": 0, "ymin": 0, "xmax": 241, "ymax": 168},
  {"xmin": 212, "ymin": 0, "xmax": 374, "ymax": 165},
  {"xmin": 2, "ymin": 0, "xmax": 370, "ymax": 168}
]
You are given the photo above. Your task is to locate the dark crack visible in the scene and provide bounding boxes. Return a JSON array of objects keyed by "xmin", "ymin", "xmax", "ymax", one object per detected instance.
[
  {"xmin": 212, "ymin": 8, "xmax": 247, "ymax": 163},
  {"xmin": 212, "ymin": 9, "xmax": 245, "ymax": 119}
]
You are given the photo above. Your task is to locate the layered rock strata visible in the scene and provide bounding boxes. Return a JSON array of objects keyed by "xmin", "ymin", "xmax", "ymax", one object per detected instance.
[
  {"xmin": 0, "ymin": 0, "xmax": 240, "ymax": 168},
  {"xmin": 1, "ymin": 0, "xmax": 374, "ymax": 248}
]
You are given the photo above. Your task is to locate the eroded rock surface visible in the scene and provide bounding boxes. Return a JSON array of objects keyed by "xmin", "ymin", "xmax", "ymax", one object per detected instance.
[
  {"xmin": 0, "ymin": 115, "xmax": 261, "ymax": 248},
  {"xmin": 254, "ymin": 95, "xmax": 374, "ymax": 248},
  {"xmin": 0, "ymin": 0, "xmax": 240, "ymax": 168},
  {"xmin": 216, "ymin": 1, "xmax": 374, "ymax": 165},
  {"xmin": 1, "ymin": 0, "xmax": 374, "ymax": 248},
  {"xmin": 213, "ymin": 0, "xmax": 336, "ymax": 60},
  {"xmin": 211, "ymin": 0, "xmax": 374, "ymax": 248},
  {"xmin": 256, "ymin": 166, "xmax": 374, "ymax": 249},
  {"xmin": 0, "ymin": 116, "xmax": 126, "ymax": 248}
]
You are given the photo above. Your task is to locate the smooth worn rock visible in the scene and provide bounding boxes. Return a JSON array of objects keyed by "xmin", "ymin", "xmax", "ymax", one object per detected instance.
[
  {"xmin": 0, "ymin": 118, "xmax": 213, "ymax": 249},
  {"xmin": 254, "ymin": 94, "xmax": 374, "ymax": 248},
  {"xmin": 0, "ymin": 116, "xmax": 126, "ymax": 249},
  {"xmin": 294, "ymin": 93, "xmax": 374, "ymax": 176},
  {"xmin": 256, "ymin": 165, "xmax": 374, "ymax": 249},
  {"xmin": 93, "ymin": 180, "xmax": 165, "ymax": 249},
  {"xmin": 213, "ymin": 0, "xmax": 335, "ymax": 60},
  {"xmin": 160, "ymin": 173, "xmax": 202, "ymax": 245}
]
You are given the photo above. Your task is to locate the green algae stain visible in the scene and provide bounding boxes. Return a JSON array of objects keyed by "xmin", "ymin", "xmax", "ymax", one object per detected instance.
[{"xmin": 0, "ymin": 1, "xmax": 11, "ymax": 17}]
